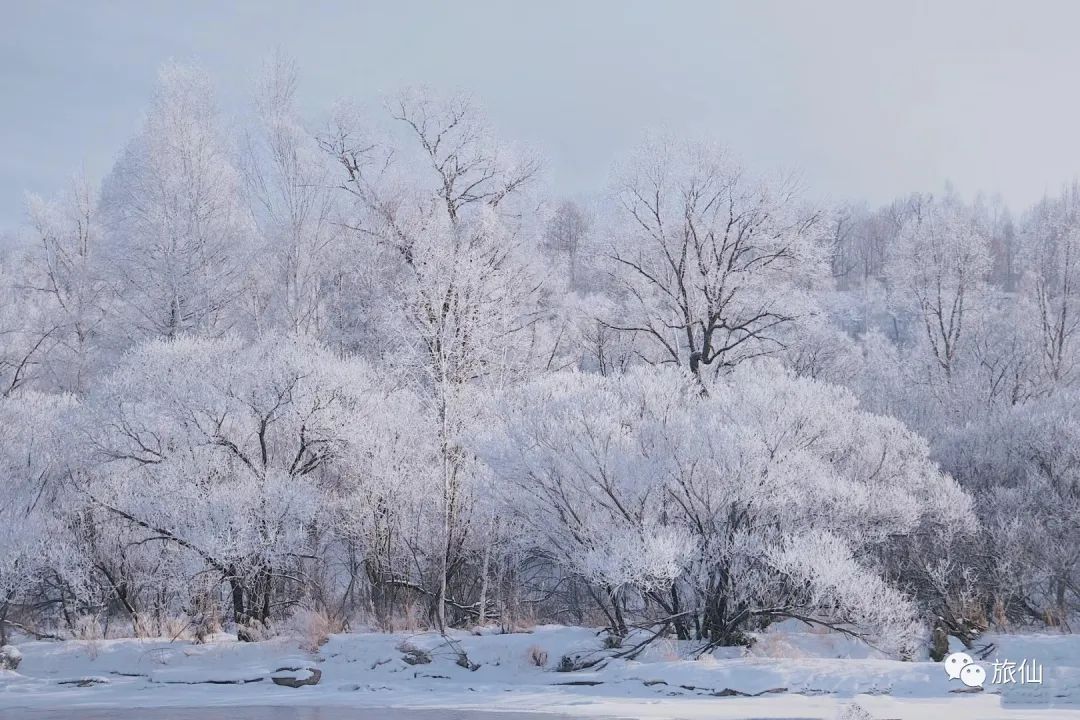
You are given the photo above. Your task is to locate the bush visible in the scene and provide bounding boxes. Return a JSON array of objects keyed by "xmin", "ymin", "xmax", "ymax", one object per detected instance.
[
  {"xmin": 526, "ymin": 645, "xmax": 548, "ymax": 667},
  {"xmin": 284, "ymin": 609, "xmax": 341, "ymax": 653}
]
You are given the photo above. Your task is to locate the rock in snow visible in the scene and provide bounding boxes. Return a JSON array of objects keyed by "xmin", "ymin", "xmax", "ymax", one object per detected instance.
[
  {"xmin": 270, "ymin": 667, "xmax": 322, "ymax": 688},
  {"xmin": 0, "ymin": 645, "xmax": 21, "ymax": 671}
]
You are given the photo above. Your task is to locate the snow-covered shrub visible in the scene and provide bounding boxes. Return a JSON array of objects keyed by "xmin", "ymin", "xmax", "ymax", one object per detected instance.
[
  {"xmin": 478, "ymin": 362, "xmax": 975, "ymax": 655},
  {"xmin": 836, "ymin": 703, "xmax": 874, "ymax": 720},
  {"xmin": 74, "ymin": 333, "xmax": 385, "ymax": 637},
  {"xmin": 0, "ymin": 645, "xmax": 22, "ymax": 671},
  {"xmin": 944, "ymin": 386, "xmax": 1080, "ymax": 626},
  {"xmin": 0, "ymin": 391, "xmax": 86, "ymax": 643},
  {"xmin": 284, "ymin": 608, "xmax": 340, "ymax": 652},
  {"xmin": 526, "ymin": 645, "xmax": 548, "ymax": 667},
  {"xmin": 72, "ymin": 614, "xmax": 105, "ymax": 659}
]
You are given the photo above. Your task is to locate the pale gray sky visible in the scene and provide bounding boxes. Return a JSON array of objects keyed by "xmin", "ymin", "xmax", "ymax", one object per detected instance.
[{"xmin": 2, "ymin": 0, "xmax": 1079, "ymax": 231}]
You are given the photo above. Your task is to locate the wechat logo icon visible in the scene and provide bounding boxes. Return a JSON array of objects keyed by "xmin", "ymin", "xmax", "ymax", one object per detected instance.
[{"xmin": 944, "ymin": 652, "xmax": 985, "ymax": 688}]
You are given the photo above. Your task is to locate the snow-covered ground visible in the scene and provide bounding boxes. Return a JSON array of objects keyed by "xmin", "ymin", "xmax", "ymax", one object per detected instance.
[{"xmin": 2, "ymin": 623, "xmax": 1079, "ymax": 719}]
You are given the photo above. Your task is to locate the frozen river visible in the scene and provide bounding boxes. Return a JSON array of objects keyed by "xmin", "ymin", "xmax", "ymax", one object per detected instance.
[{"xmin": 0, "ymin": 709, "xmax": 638, "ymax": 720}]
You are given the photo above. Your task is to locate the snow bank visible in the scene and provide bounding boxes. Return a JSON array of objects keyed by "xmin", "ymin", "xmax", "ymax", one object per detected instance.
[{"xmin": 1, "ymin": 625, "xmax": 1078, "ymax": 719}]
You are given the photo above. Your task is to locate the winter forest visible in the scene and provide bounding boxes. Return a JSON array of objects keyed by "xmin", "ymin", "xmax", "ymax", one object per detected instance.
[{"xmin": 2, "ymin": 55, "xmax": 1079, "ymax": 666}]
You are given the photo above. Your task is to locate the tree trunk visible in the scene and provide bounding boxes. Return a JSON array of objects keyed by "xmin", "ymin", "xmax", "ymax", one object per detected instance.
[
  {"xmin": 477, "ymin": 523, "xmax": 493, "ymax": 627},
  {"xmin": 670, "ymin": 585, "xmax": 690, "ymax": 640},
  {"xmin": 228, "ymin": 571, "xmax": 252, "ymax": 640}
]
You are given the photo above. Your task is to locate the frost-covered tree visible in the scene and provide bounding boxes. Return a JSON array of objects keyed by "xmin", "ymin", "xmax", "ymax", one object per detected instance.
[
  {"xmin": 1020, "ymin": 185, "xmax": 1080, "ymax": 386},
  {"xmin": 0, "ymin": 391, "xmax": 78, "ymax": 644},
  {"xmin": 478, "ymin": 363, "xmax": 975, "ymax": 655},
  {"xmin": 240, "ymin": 54, "xmax": 345, "ymax": 338},
  {"xmin": 0, "ymin": 251, "xmax": 57, "ymax": 396},
  {"xmin": 606, "ymin": 136, "xmax": 824, "ymax": 380},
  {"xmin": 322, "ymin": 89, "xmax": 546, "ymax": 630},
  {"xmin": 23, "ymin": 176, "xmax": 109, "ymax": 393},
  {"xmin": 544, "ymin": 200, "xmax": 590, "ymax": 289},
  {"xmin": 99, "ymin": 63, "xmax": 255, "ymax": 341},
  {"xmin": 887, "ymin": 194, "xmax": 993, "ymax": 379},
  {"xmin": 75, "ymin": 334, "xmax": 380, "ymax": 636},
  {"xmin": 330, "ymin": 383, "xmax": 442, "ymax": 626},
  {"xmin": 944, "ymin": 386, "xmax": 1080, "ymax": 627}
]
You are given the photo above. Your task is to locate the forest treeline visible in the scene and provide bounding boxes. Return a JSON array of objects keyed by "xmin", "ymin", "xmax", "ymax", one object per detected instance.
[{"xmin": 1, "ymin": 58, "xmax": 1078, "ymax": 658}]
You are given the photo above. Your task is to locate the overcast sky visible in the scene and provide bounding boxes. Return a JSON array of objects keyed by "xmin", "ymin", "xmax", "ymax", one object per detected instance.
[{"xmin": 3, "ymin": 0, "xmax": 1080, "ymax": 232}]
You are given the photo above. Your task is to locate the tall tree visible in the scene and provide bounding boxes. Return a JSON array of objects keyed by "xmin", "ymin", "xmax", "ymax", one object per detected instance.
[
  {"xmin": 240, "ymin": 54, "xmax": 344, "ymax": 338},
  {"xmin": 323, "ymin": 89, "xmax": 544, "ymax": 630},
  {"xmin": 24, "ymin": 176, "xmax": 109, "ymax": 393},
  {"xmin": 100, "ymin": 63, "xmax": 255, "ymax": 342},
  {"xmin": 887, "ymin": 193, "xmax": 992, "ymax": 379},
  {"xmin": 606, "ymin": 136, "xmax": 823, "ymax": 381},
  {"xmin": 544, "ymin": 200, "xmax": 590, "ymax": 289},
  {"xmin": 1021, "ymin": 185, "xmax": 1080, "ymax": 385}
]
